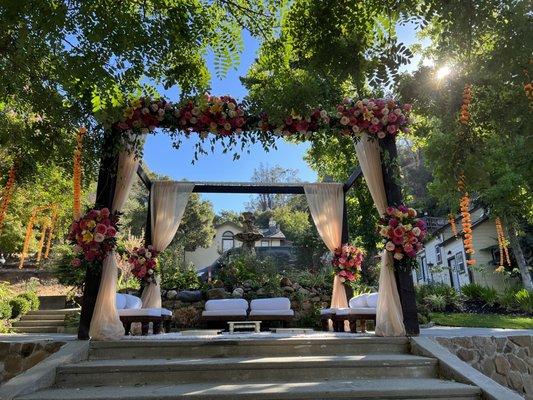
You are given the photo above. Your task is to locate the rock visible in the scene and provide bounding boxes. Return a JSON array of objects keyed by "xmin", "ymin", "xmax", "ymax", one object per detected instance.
[
  {"xmin": 166, "ymin": 290, "xmax": 178, "ymax": 299},
  {"xmin": 207, "ymin": 288, "xmax": 226, "ymax": 300},
  {"xmin": 301, "ymin": 301, "xmax": 313, "ymax": 311},
  {"xmin": 282, "ymin": 286, "xmax": 295, "ymax": 293},
  {"xmin": 456, "ymin": 348, "xmax": 476, "ymax": 363},
  {"xmin": 491, "ymin": 372, "xmax": 508, "ymax": 387},
  {"xmin": 212, "ymin": 280, "xmax": 225, "ymax": 288},
  {"xmin": 494, "ymin": 355, "xmax": 511, "ymax": 375},
  {"xmin": 177, "ymin": 290, "xmax": 202, "ymax": 303},
  {"xmin": 279, "ymin": 277, "xmax": 292, "ymax": 287},
  {"xmin": 508, "ymin": 353, "xmax": 528, "ymax": 373},
  {"xmin": 161, "ymin": 289, "xmax": 167, "ymax": 298},
  {"xmin": 509, "ymin": 335, "xmax": 532, "ymax": 349},
  {"xmin": 298, "ymin": 288, "xmax": 310, "ymax": 296},
  {"xmin": 243, "ymin": 280, "xmax": 253, "ymax": 289},
  {"xmin": 479, "ymin": 358, "xmax": 495, "ymax": 376},
  {"xmin": 292, "ymin": 283, "xmax": 302, "ymax": 290},
  {"xmin": 3, "ymin": 354, "xmax": 22, "ymax": 375},
  {"xmin": 508, "ymin": 371, "xmax": 524, "ymax": 392},
  {"xmin": 232, "ymin": 288, "xmax": 244, "ymax": 298}
]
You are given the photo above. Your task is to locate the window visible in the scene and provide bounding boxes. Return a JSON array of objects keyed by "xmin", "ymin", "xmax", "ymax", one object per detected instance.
[
  {"xmin": 261, "ymin": 240, "xmax": 269, "ymax": 247},
  {"xmin": 455, "ymin": 252, "xmax": 466, "ymax": 274},
  {"xmin": 222, "ymin": 231, "xmax": 235, "ymax": 252},
  {"xmin": 435, "ymin": 245, "xmax": 442, "ymax": 264},
  {"xmin": 420, "ymin": 255, "xmax": 427, "ymax": 281}
]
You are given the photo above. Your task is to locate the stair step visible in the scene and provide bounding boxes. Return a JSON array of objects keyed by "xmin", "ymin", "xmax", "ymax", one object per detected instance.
[
  {"xmin": 18, "ymin": 378, "xmax": 481, "ymax": 399},
  {"xmin": 21, "ymin": 314, "xmax": 66, "ymax": 321},
  {"xmin": 89, "ymin": 337, "xmax": 410, "ymax": 360},
  {"xmin": 13, "ymin": 320, "xmax": 65, "ymax": 327},
  {"xmin": 10, "ymin": 326, "xmax": 64, "ymax": 333},
  {"xmin": 26, "ymin": 308, "xmax": 79, "ymax": 316},
  {"xmin": 57, "ymin": 355, "xmax": 437, "ymax": 387}
]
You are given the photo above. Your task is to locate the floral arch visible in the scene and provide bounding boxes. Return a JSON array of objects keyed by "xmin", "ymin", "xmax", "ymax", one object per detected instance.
[{"xmin": 77, "ymin": 94, "xmax": 420, "ymax": 341}]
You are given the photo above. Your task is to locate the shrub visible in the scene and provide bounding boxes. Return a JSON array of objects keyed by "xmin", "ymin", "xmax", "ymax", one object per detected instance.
[
  {"xmin": 9, "ymin": 296, "xmax": 31, "ymax": 318},
  {"xmin": 173, "ymin": 306, "xmax": 200, "ymax": 328},
  {"xmin": 162, "ymin": 263, "xmax": 201, "ymax": 290},
  {"xmin": 0, "ymin": 300, "xmax": 12, "ymax": 319},
  {"xmin": 415, "ymin": 283, "xmax": 458, "ymax": 309},
  {"xmin": 298, "ymin": 307, "xmax": 321, "ymax": 329},
  {"xmin": 513, "ymin": 289, "xmax": 533, "ymax": 314},
  {"xmin": 425, "ymin": 294, "xmax": 447, "ymax": 312},
  {"xmin": 461, "ymin": 283, "xmax": 498, "ymax": 306},
  {"xmin": 0, "ymin": 282, "xmax": 12, "ymax": 301},
  {"xmin": 18, "ymin": 292, "xmax": 40, "ymax": 311},
  {"xmin": 47, "ymin": 243, "xmax": 86, "ymax": 289}
]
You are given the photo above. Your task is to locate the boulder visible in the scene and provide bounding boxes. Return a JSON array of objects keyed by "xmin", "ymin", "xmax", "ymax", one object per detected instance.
[
  {"xmin": 207, "ymin": 288, "xmax": 227, "ymax": 300},
  {"xmin": 232, "ymin": 288, "xmax": 244, "ymax": 298},
  {"xmin": 279, "ymin": 277, "xmax": 292, "ymax": 287},
  {"xmin": 177, "ymin": 290, "xmax": 202, "ymax": 303},
  {"xmin": 166, "ymin": 290, "xmax": 178, "ymax": 300},
  {"xmin": 243, "ymin": 280, "xmax": 253, "ymax": 289},
  {"xmin": 282, "ymin": 286, "xmax": 295, "ymax": 293}
]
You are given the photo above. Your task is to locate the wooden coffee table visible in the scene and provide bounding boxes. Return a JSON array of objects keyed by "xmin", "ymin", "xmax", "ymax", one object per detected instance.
[{"xmin": 228, "ymin": 320, "xmax": 261, "ymax": 333}]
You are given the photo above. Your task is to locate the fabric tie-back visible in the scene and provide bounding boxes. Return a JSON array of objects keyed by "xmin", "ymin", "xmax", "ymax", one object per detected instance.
[
  {"xmin": 141, "ymin": 181, "xmax": 194, "ymax": 308},
  {"xmin": 304, "ymin": 183, "xmax": 348, "ymax": 323},
  {"xmin": 355, "ymin": 133, "xmax": 405, "ymax": 337},
  {"xmin": 90, "ymin": 150, "xmax": 141, "ymax": 340}
]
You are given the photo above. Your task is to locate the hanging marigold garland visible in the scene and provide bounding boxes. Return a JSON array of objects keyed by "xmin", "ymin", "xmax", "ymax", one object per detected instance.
[
  {"xmin": 459, "ymin": 84, "xmax": 472, "ymax": 124},
  {"xmin": 44, "ymin": 205, "xmax": 58, "ymax": 259},
  {"xmin": 36, "ymin": 221, "xmax": 49, "ymax": 263},
  {"xmin": 0, "ymin": 164, "xmax": 17, "ymax": 231},
  {"xmin": 495, "ymin": 217, "xmax": 511, "ymax": 273},
  {"xmin": 73, "ymin": 127, "xmax": 86, "ymax": 221},
  {"xmin": 457, "ymin": 175, "xmax": 477, "ymax": 266},
  {"xmin": 19, "ymin": 208, "xmax": 38, "ymax": 269},
  {"xmin": 448, "ymin": 213, "xmax": 458, "ymax": 237}
]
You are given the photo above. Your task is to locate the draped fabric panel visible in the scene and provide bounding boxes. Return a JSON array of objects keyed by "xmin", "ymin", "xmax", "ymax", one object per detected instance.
[
  {"xmin": 304, "ymin": 183, "xmax": 348, "ymax": 313},
  {"xmin": 141, "ymin": 181, "xmax": 194, "ymax": 308},
  {"xmin": 90, "ymin": 150, "xmax": 141, "ymax": 340},
  {"xmin": 354, "ymin": 133, "xmax": 406, "ymax": 337}
]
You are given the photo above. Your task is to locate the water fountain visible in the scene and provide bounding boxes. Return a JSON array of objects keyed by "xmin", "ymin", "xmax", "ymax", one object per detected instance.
[{"xmin": 235, "ymin": 212, "xmax": 264, "ymax": 256}]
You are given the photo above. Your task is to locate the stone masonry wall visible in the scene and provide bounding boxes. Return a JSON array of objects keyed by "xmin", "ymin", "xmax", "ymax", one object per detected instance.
[
  {"xmin": 0, "ymin": 341, "xmax": 64, "ymax": 383},
  {"xmin": 436, "ymin": 336, "xmax": 532, "ymax": 399}
]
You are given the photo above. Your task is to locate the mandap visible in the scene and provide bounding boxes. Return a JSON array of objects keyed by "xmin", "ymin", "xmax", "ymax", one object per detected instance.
[{"xmin": 74, "ymin": 95, "xmax": 423, "ymax": 340}]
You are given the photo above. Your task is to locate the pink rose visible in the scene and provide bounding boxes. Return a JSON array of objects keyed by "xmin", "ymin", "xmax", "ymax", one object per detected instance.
[
  {"xmin": 87, "ymin": 209, "xmax": 99, "ymax": 220},
  {"xmin": 95, "ymin": 223, "xmax": 107, "ymax": 234},
  {"xmin": 387, "ymin": 113, "xmax": 398, "ymax": 122},
  {"xmin": 387, "ymin": 124, "xmax": 397, "ymax": 134},
  {"xmin": 71, "ymin": 258, "xmax": 82, "ymax": 268},
  {"xmin": 107, "ymin": 227, "xmax": 117, "ymax": 237},
  {"xmin": 385, "ymin": 241, "xmax": 395, "ymax": 251},
  {"xmin": 389, "ymin": 218, "xmax": 399, "ymax": 228},
  {"xmin": 386, "ymin": 207, "xmax": 395, "ymax": 215},
  {"xmin": 94, "ymin": 232, "xmax": 105, "ymax": 243},
  {"xmin": 392, "ymin": 236, "xmax": 403, "ymax": 245},
  {"xmin": 393, "ymin": 227, "xmax": 405, "ymax": 237},
  {"xmin": 404, "ymin": 243, "xmax": 414, "ymax": 253},
  {"xmin": 100, "ymin": 208, "xmax": 110, "ymax": 218}
]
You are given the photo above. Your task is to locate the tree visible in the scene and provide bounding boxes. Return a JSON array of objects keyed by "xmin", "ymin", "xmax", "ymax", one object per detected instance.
[
  {"xmin": 396, "ymin": 0, "xmax": 533, "ymax": 289},
  {"xmin": 245, "ymin": 163, "xmax": 300, "ymax": 212}
]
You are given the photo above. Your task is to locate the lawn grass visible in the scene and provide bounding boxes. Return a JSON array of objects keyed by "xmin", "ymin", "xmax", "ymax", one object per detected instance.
[{"xmin": 431, "ymin": 312, "xmax": 533, "ymax": 330}]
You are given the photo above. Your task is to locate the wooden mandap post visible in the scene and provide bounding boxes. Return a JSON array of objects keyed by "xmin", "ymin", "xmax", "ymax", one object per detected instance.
[
  {"xmin": 78, "ymin": 128, "xmax": 120, "ymax": 340},
  {"xmin": 379, "ymin": 135, "xmax": 420, "ymax": 336}
]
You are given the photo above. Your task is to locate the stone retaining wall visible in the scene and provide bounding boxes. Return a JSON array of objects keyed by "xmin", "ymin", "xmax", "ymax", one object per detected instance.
[
  {"xmin": 436, "ymin": 336, "xmax": 532, "ymax": 399},
  {"xmin": 0, "ymin": 341, "xmax": 64, "ymax": 383}
]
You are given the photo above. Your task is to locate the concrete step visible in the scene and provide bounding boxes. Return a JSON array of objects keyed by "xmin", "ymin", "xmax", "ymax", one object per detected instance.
[
  {"xmin": 26, "ymin": 308, "xmax": 79, "ymax": 316},
  {"xmin": 10, "ymin": 326, "xmax": 64, "ymax": 333},
  {"xmin": 18, "ymin": 378, "xmax": 481, "ymax": 399},
  {"xmin": 89, "ymin": 337, "xmax": 410, "ymax": 360},
  {"xmin": 21, "ymin": 314, "xmax": 66, "ymax": 321},
  {"xmin": 56, "ymin": 354, "xmax": 437, "ymax": 387},
  {"xmin": 13, "ymin": 320, "xmax": 65, "ymax": 327}
]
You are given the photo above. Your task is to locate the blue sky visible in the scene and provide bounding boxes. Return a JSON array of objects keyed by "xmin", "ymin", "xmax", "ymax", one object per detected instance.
[{"xmin": 143, "ymin": 23, "xmax": 422, "ymax": 213}]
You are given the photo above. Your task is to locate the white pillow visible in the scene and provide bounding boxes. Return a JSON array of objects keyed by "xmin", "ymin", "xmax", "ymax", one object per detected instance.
[
  {"xmin": 205, "ymin": 299, "xmax": 248, "ymax": 311},
  {"xmin": 250, "ymin": 297, "xmax": 291, "ymax": 311},
  {"xmin": 349, "ymin": 294, "xmax": 368, "ymax": 308},
  {"xmin": 115, "ymin": 293, "xmax": 127, "ymax": 310},
  {"xmin": 124, "ymin": 294, "xmax": 142, "ymax": 309},
  {"xmin": 366, "ymin": 293, "xmax": 379, "ymax": 308}
]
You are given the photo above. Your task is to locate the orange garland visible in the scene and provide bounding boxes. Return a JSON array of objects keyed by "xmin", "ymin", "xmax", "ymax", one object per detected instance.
[
  {"xmin": 73, "ymin": 127, "xmax": 86, "ymax": 221},
  {"xmin": 44, "ymin": 205, "xmax": 58, "ymax": 259},
  {"xmin": 35, "ymin": 222, "xmax": 49, "ymax": 263},
  {"xmin": 448, "ymin": 214, "xmax": 458, "ymax": 237},
  {"xmin": 524, "ymin": 82, "xmax": 533, "ymax": 108},
  {"xmin": 495, "ymin": 217, "xmax": 511, "ymax": 272},
  {"xmin": 460, "ymin": 193, "xmax": 476, "ymax": 265},
  {"xmin": 0, "ymin": 164, "xmax": 17, "ymax": 231},
  {"xmin": 19, "ymin": 208, "xmax": 38, "ymax": 269},
  {"xmin": 459, "ymin": 84, "xmax": 472, "ymax": 124}
]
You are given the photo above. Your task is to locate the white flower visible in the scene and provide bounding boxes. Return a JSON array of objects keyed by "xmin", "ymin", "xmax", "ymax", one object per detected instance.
[
  {"xmin": 228, "ymin": 102, "xmax": 236, "ymax": 110},
  {"xmin": 377, "ymin": 131, "xmax": 386, "ymax": 139},
  {"xmin": 412, "ymin": 227, "xmax": 421, "ymax": 236},
  {"xmin": 145, "ymin": 251, "xmax": 152, "ymax": 258},
  {"xmin": 223, "ymin": 123, "xmax": 232, "ymax": 130},
  {"xmin": 228, "ymin": 110, "xmax": 236, "ymax": 118},
  {"xmin": 190, "ymin": 117, "xmax": 197, "ymax": 124},
  {"xmin": 368, "ymin": 101, "xmax": 375, "ymax": 109},
  {"xmin": 394, "ymin": 108, "xmax": 402, "ymax": 115},
  {"xmin": 94, "ymin": 233, "xmax": 105, "ymax": 243},
  {"xmin": 320, "ymin": 110, "xmax": 328, "ymax": 118},
  {"xmin": 371, "ymin": 117, "xmax": 380, "ymax": 125},
  {"xmin": 158, "ymin": 108, "xmax": 165, "ymax": 116},
  {"xmin": 340, "ymin": 116, "xmax": 350, "ymax": 125},
  {"xmin": 148, "ymin": 269, "xmax": 153, "ymax": 274},
  {"xmin": 393, "ymin": 252, "xmax": 404, "ymax": 260},
  {"xmin": 382, "ymin": 107, "xmax": 389, "ymax": 115},
  {"xmin": 352, "ymin": 125, "xmax": 360, "ymax": 133},
  {"xmin": 385, "ymin": 241, "xmax": 395, "ymax": 251},
  {"xmin": 150, "ymin": 103, "xmax": 159, "ymax": 111}
]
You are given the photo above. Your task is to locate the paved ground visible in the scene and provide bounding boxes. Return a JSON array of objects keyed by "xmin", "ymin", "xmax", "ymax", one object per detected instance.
[{"xmin": 1, "ymin": 326, "xmax": 531, "ymax": 343}]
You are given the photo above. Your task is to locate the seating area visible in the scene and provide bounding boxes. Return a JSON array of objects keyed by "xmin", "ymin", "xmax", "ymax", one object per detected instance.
[
  {"xmin": 201, "ymin": 297, "xmax": 294, "ymax": 329},
  {"xmin": 321, "ymin": 293, "xmax": 378, "ymax": 333},
  {"xmin": 116, "ymin": 293, "xmax": 173, "ymax": 335}
]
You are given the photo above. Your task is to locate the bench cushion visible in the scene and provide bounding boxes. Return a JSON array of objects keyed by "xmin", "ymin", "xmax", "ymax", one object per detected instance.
[
  {"xmin": 249, "ymin": 309, "xmax": 294, "ymax": 317},
  {"xmin": 122, "ymin": 293, "xmax": 142, "ymax": 310},
  {"xmin": 320, "ymin": 308, "xmax": 338, "ymax": 315},
  {"xmin": 349, "ymin": 294, "xmax": 368, "ymax": 308},
  {"xmin": 202, "ymin": 309, "xmax": 248, "ymax": 317},
  {"xmin": 116, "ymin": 293, "xmax": 127, "ymax": 310},
  {"xmin": 250, "ymin": 297, "xmax": 290, "ymax": 311},
  {"xmin": 366, "ymin": 293, "xmax": 379, "ymax": 308},
  {"xmin": 336, "ymin": 307, "xmax": 376, "ymax": 316},
  {"xmin": 118, "ymin": 308, "xmax": 161, "ymax": 317},
  {"xmin": 205, "ymin": 299, "xmax": 248, "ymax": 312},
  {"xmin": 160, "ymin": 308, "xmax": 173, "ymax": 316}
]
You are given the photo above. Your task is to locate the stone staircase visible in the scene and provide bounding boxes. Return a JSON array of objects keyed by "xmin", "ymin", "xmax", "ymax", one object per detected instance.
[
  {"xmin": 18, "ymin": 337, "xmax": 481, "ymax": 399},
  {"xmin": 11, "ymin": 309, "xmax": 79, "ymax": 334}
]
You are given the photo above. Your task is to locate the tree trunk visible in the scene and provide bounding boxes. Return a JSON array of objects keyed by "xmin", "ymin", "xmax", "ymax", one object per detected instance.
[
  {"xmin": 508, "ymin": 224, "xmax": 533, "ymax": 290},
  {"xmin": 379, "ymin": 135, "xmax": 420, "ymax": 336},
  {"xmin": 77, "ymin": 129, "xmax": 119, "ymax": 340}
]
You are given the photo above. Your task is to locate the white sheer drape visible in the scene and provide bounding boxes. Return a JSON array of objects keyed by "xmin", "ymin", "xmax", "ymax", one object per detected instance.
[
  {"xmin": 355, "ymin": 133, "xmax": 405, "ymax": 336},
  {"xmin": 89, "ymin": 150, "xmax": 141, "ymax": 340},
  {"xmin": 141, "ymin": 181, "xmax": 194, "ymax": 308},
  {"xmin": 304, "ymin": 183, "xmax": 348, "ymax": 312}
]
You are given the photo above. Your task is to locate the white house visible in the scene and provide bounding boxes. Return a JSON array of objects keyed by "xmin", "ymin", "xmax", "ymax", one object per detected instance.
[
  {"xmin": 184, "ymin": 219, "xmax": 287, "ymax": 270},
  {"xmin": 414, "ymin": 207, "xmax": 517, "ymax": 291}
]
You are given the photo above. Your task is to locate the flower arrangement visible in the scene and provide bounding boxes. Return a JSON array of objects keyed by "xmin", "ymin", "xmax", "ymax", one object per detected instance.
[
  {"xmin": 332, "ymin": 244, "xmax": 364, "ymax": 282},
  {"xmin": 117, "ymin": 98, "xmax": 170, "ymax": 137},
  {"xmin": 68, "ymin": 207, "xmax": 118, "ymax": 267},
  {"xmin": 378, "ymin": 205, "xmax": 427, "ymax": 265},
  {"xmin": 129, "ymin": 245, "xmax": 159, "ymax": 283},
  {"xmin": 334, "ymin": 98, "xmax": 411, "ymax": 139}
]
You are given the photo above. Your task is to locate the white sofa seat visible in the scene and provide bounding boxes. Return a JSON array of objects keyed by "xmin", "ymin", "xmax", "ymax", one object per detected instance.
[
  {"xmin": 320, "ymin": 308, "xmax": 338, "ymax": 315},
  {"xmin": 117, "ymin": 308, "xmax": 162, "ymax": 317},
  {"xmin": 249, "ymin": 309, "xmax": 294, "ymax": 317},
  {"xmin": 202, "ymin": 309, "xmax": 248, "ymax": 317},
  {"xmin": 250, "ymin": 297, "xmax": 290, "ymax": 311},
  {"xmin": 159, "ymin": 308, "xmax": 173, "ymax": 316},
  {"xmin": 336, "ymin": 307, "xmax": 376, "ymax": 316},
  {"xmin": 349, "ymin": 294, "xmax": 369, "ymax": 308}
]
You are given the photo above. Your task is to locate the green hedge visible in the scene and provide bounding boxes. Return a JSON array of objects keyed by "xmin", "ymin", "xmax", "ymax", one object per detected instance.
[
  {"xmin": 0, "ymin": 300, "xmax": 12, "ymax": 319},
  {"xmin": 18, "ymin": 292, "xmax": 40, "ymax": 311},
  {"xmin": 9, "ymin": 296, "xmax": 31, "ymax": 318}
]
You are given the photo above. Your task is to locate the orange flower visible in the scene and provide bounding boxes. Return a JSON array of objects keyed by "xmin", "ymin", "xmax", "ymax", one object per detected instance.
[{"xmin": 0, "ymin": 163, "xmax": 17, "ymax": 231}]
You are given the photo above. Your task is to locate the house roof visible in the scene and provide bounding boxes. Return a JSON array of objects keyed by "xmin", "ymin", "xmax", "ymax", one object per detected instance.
[
  {"xmin": 438, "ymin": 213, "xmax": 489, "ymax": 247},
  {"xmin": 215, "ymin": 220, "xmax": 286, "ymax": 240}
]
